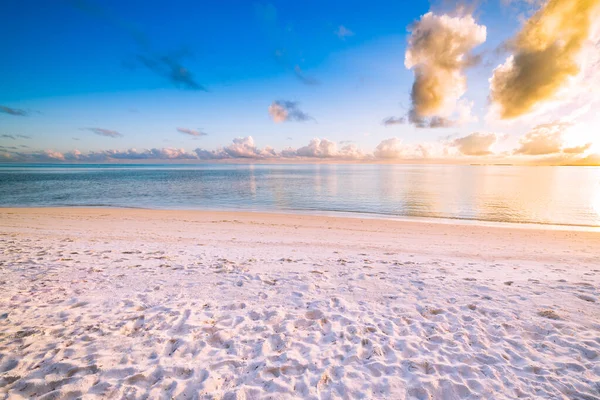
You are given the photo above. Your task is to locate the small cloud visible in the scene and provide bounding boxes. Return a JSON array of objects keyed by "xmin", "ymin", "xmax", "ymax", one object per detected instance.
[
  {"xmin": 194, "ymin": 136, "xmax": 276, "ymax": 160},
  {"xmin": 176, "ymin": 127, "xmax": 208, "ymax": 137},
  {"xmin": 563, "ymin": 143, "xmax": 593, "ymax": 154},
  {"xmin": 0, "ymin": 106, "xmax": 28, "ymax": 116},
  {"xmin": 382, "ymin": 116, "xmax": 406, "ymax": 126},
  {"xmin": 374, "ymin": 138, "xmax": 408, "ymax": 159},
  {"xmin": 16, "ymin": 134, "xmax": 31, "ymax": 139},
  {"xmin": 282, "ymin": 138, "xmax": 365, "ymax": 160},
  {"xmin": 223, "ymin": 136, "xmax": 275, "ymax": 158},
  {"xmin": 409, "ymin": 112, "xmax": 455, "ymax": 129},
  {"xmin": 513, "ymin": 121, "xmax": 570, "ymax": 155},
  {"xmin": 295, "ymin": 138, "xmax": 338, "ymax": 158},
  {"xmin": 1, "ymin": 134, "xmax": 16, "ymax": 140},
  {"xmin": 374, "ymin": 138, "xmax": 433, "ymax": 159},
  {"xmin": 73, "ymin": 137, "xmax": 80, "ymax": 141},
  {"xmin": 293, "ymin": 65, "xmax": 319, "ymax": 85},
  {"xmin": 137, "ymin": 53, "xmax": 207, "ymax": 91},
  {"xmin": 268, "ymin": 100, "xmax": 314, "ymax": 123},
  {"xmin": 84, "ymin": 128, "xmax": 124, "ymax": 138},
  {"xmin": 335, "ymin": 25, "xmax": 354, "ymax": 39},
  {"xmin": 450, "ymin": 132, "xmax": 497, "ymax": 156}
]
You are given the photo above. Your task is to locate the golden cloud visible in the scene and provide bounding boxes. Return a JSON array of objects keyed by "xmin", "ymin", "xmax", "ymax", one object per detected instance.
[
  {"xmin": 490, "ymin": 0, "xmax": 600, "ymax": 119},
  {"xmin": 405, "ymin": 12, "xmax": 486, "ymax": 125},
  {"xmin": 451, "ymin": 133, "xmax": 497, "ymax": 156}
]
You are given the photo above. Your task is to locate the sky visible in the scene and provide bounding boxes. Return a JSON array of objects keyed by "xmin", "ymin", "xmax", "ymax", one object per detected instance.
[{"xmin": 1, "ymin": 0, "xmax": 599, "ymax": 164}]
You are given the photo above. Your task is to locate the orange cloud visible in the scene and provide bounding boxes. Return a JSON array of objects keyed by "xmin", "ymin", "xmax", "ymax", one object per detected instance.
[
  {"xmin": 513, "ymin": 121, "xmax": 593, "ymax": 156},
  {"xmin": 490, "ymin": 0, "xmax": 600, "ymax": 119},
  {"xmin": 451, "ymin": 133, "xmax": 497, "ymax": 156},
  {"xmin": 405, "ymin": 12, "xmax": 486, "ymax": 126}
]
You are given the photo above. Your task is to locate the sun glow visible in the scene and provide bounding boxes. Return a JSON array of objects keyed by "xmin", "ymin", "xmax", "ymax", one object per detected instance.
[{"xmin": 564, "ymin": 118, "xmax": 600, "ymax": 152}]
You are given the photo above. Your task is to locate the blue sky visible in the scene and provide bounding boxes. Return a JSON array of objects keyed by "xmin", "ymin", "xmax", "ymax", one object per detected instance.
[{"xmin": 1, "ymin": 0, "xmax": 599, "ymax": 164}]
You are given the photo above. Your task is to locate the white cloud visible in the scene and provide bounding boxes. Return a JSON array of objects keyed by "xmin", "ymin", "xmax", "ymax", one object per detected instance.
[{"xmin": 268, "ymin": 101, "xmax": 313, "ymax": 123}]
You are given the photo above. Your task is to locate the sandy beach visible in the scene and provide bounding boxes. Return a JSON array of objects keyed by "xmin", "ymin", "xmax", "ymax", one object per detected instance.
[{"xmin": 0, "ymin": 208, "xmax": 599, "ymax": 399}]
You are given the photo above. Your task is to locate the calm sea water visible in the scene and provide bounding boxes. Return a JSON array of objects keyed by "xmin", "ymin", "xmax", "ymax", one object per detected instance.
[{"xmin": 1, "ymin": 163, "xmax": 600, "ymax": 228}]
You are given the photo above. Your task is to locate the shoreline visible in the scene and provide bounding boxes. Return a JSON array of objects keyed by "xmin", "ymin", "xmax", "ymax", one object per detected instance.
[
  {"xmin": 3, "ymin": 205, "xmax": 600, "ymax": 233},
  {"xmin": 1, "ymin": 207, "xmax": 599, "ymax": 398},
  {"xmin": 2, "ymin": 206, "xmax": 600, "ymax": 266}
]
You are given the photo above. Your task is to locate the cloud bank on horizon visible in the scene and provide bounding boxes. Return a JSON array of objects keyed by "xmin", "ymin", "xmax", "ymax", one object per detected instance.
[
  {"xmin": 1, "ymin": 0, "xmax": 600, "ymax": 165},
  {"xmin": 2, "ymin": 130, "xmax": 595, "ymax": 166}
]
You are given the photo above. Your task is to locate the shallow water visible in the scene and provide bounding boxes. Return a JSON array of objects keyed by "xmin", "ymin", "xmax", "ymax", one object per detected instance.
[{"xmin": 1, "ymin": 163, "xmax": 600, "ymax": 228}]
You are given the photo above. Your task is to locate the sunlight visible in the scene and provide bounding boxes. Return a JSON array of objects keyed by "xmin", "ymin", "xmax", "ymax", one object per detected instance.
[{"xmin": 564, "ymin": 117, "xmax": 600, "ymax": 152}]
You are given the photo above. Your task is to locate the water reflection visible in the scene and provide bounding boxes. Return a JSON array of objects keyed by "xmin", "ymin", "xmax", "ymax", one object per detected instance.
[{"xmin": 1, "ymin": 164, "xmax": 600, "ymax": 227}]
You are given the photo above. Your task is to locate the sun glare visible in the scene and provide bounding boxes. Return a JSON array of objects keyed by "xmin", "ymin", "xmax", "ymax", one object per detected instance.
[{"xmin": 564, "ymin": 120, "xmax": 600, "ymax": 152}]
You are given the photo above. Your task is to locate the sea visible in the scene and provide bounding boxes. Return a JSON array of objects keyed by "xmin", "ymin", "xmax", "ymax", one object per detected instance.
[{"xmin": 1, "ymin": 163, "xmax": 600, "ymax": 229}]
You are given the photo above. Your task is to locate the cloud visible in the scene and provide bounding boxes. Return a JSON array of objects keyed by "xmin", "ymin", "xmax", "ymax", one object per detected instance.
[
  {"xmin": 195, "ymin": 137, "xmax": 276, "ymax": 160},
  {"xmin": 374, "ymin": 138, "xmax": 408, "ymax": 159},
  {"xmin": 566, "ymin": 153, "xmax": 600, "ymax": 165},
  {"xmin": 490, "ymin": 0, "xmax": 600, "ymax": 119},
  {"xmin": 85, "ymin": 128, "xmax": 124, "ymax": 138},
  {"xmin": 337, "ymin": 143, "xmax": 366, "ymax": 160},
  {"xmin": 513, "ymin": 122, "xmax": 570, "ymax": 155},
  {"xmin": 268, "ymin": 101, "xmax": 313, "ymax": 123},
  {"xmin": 0, "ymin": 106, "xmax": 28, "ymax": 116},
  {"xmin": 100, "ymin": 148, "xmax": 197, "ymax": 160},
  {"xmin": 335, "ymin": 25, "xmax": 354, "ymax": 39},
  {"xmin": 137, "ymin": 53, "xmax": 207, "ymax": 91},
  {"xmin": 451, "ymin": 132, "xmax": 497, "ymax": 155},
  {"xmin": 563, "ymin": 143, "xmax": 593, "ymax": 154},
  {"xmin": 1, "ymin": 134, "xmax": 32, "ymax": 140},
  {"xmin": 2, "ymin": 150, "xmax": 66, "ymax": 162},
  {"xmin": 373, "ymin": 138, "xmax": 437, "ymax": 159},
  {"xmin": 405, "ymin": 12, "xmax": 486, "ymax": 127},
  {"xmin": 69, "ymin": 1, "xmax": 205, "ymax": 91},
  {"xmin": 295, "ymin": 138, "xmax": 338, "ymax": 158},
  {"xmin": 2, "ymin": 147, "xmax": 200, "ymax": 162},
  {"xmin": 293, "ymin": 65, "xmax": 320, "ymax": 86},
  {"xmin": 382, "ymin": 117, "xmax": 406, "ymax": 126},
  {"xmin": 280, "ymin": 138, "xmax": 366, "ymax": 160},
  {"xmin": 409, "ymin": 113, "xmax": 455, "ymax": 129},
  {"xmin": 223, "ymin": 136, "xmax": 275, "ymax": 158},
  {"xmin": 176, "ymin": 127, "xmax": 208, "ymax": 137}
]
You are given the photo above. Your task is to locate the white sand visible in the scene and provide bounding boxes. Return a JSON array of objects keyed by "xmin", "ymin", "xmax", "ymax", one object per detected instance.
[{"xmin": 0, "ymin": 208, "xmax": 599, "ymax": 399}]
